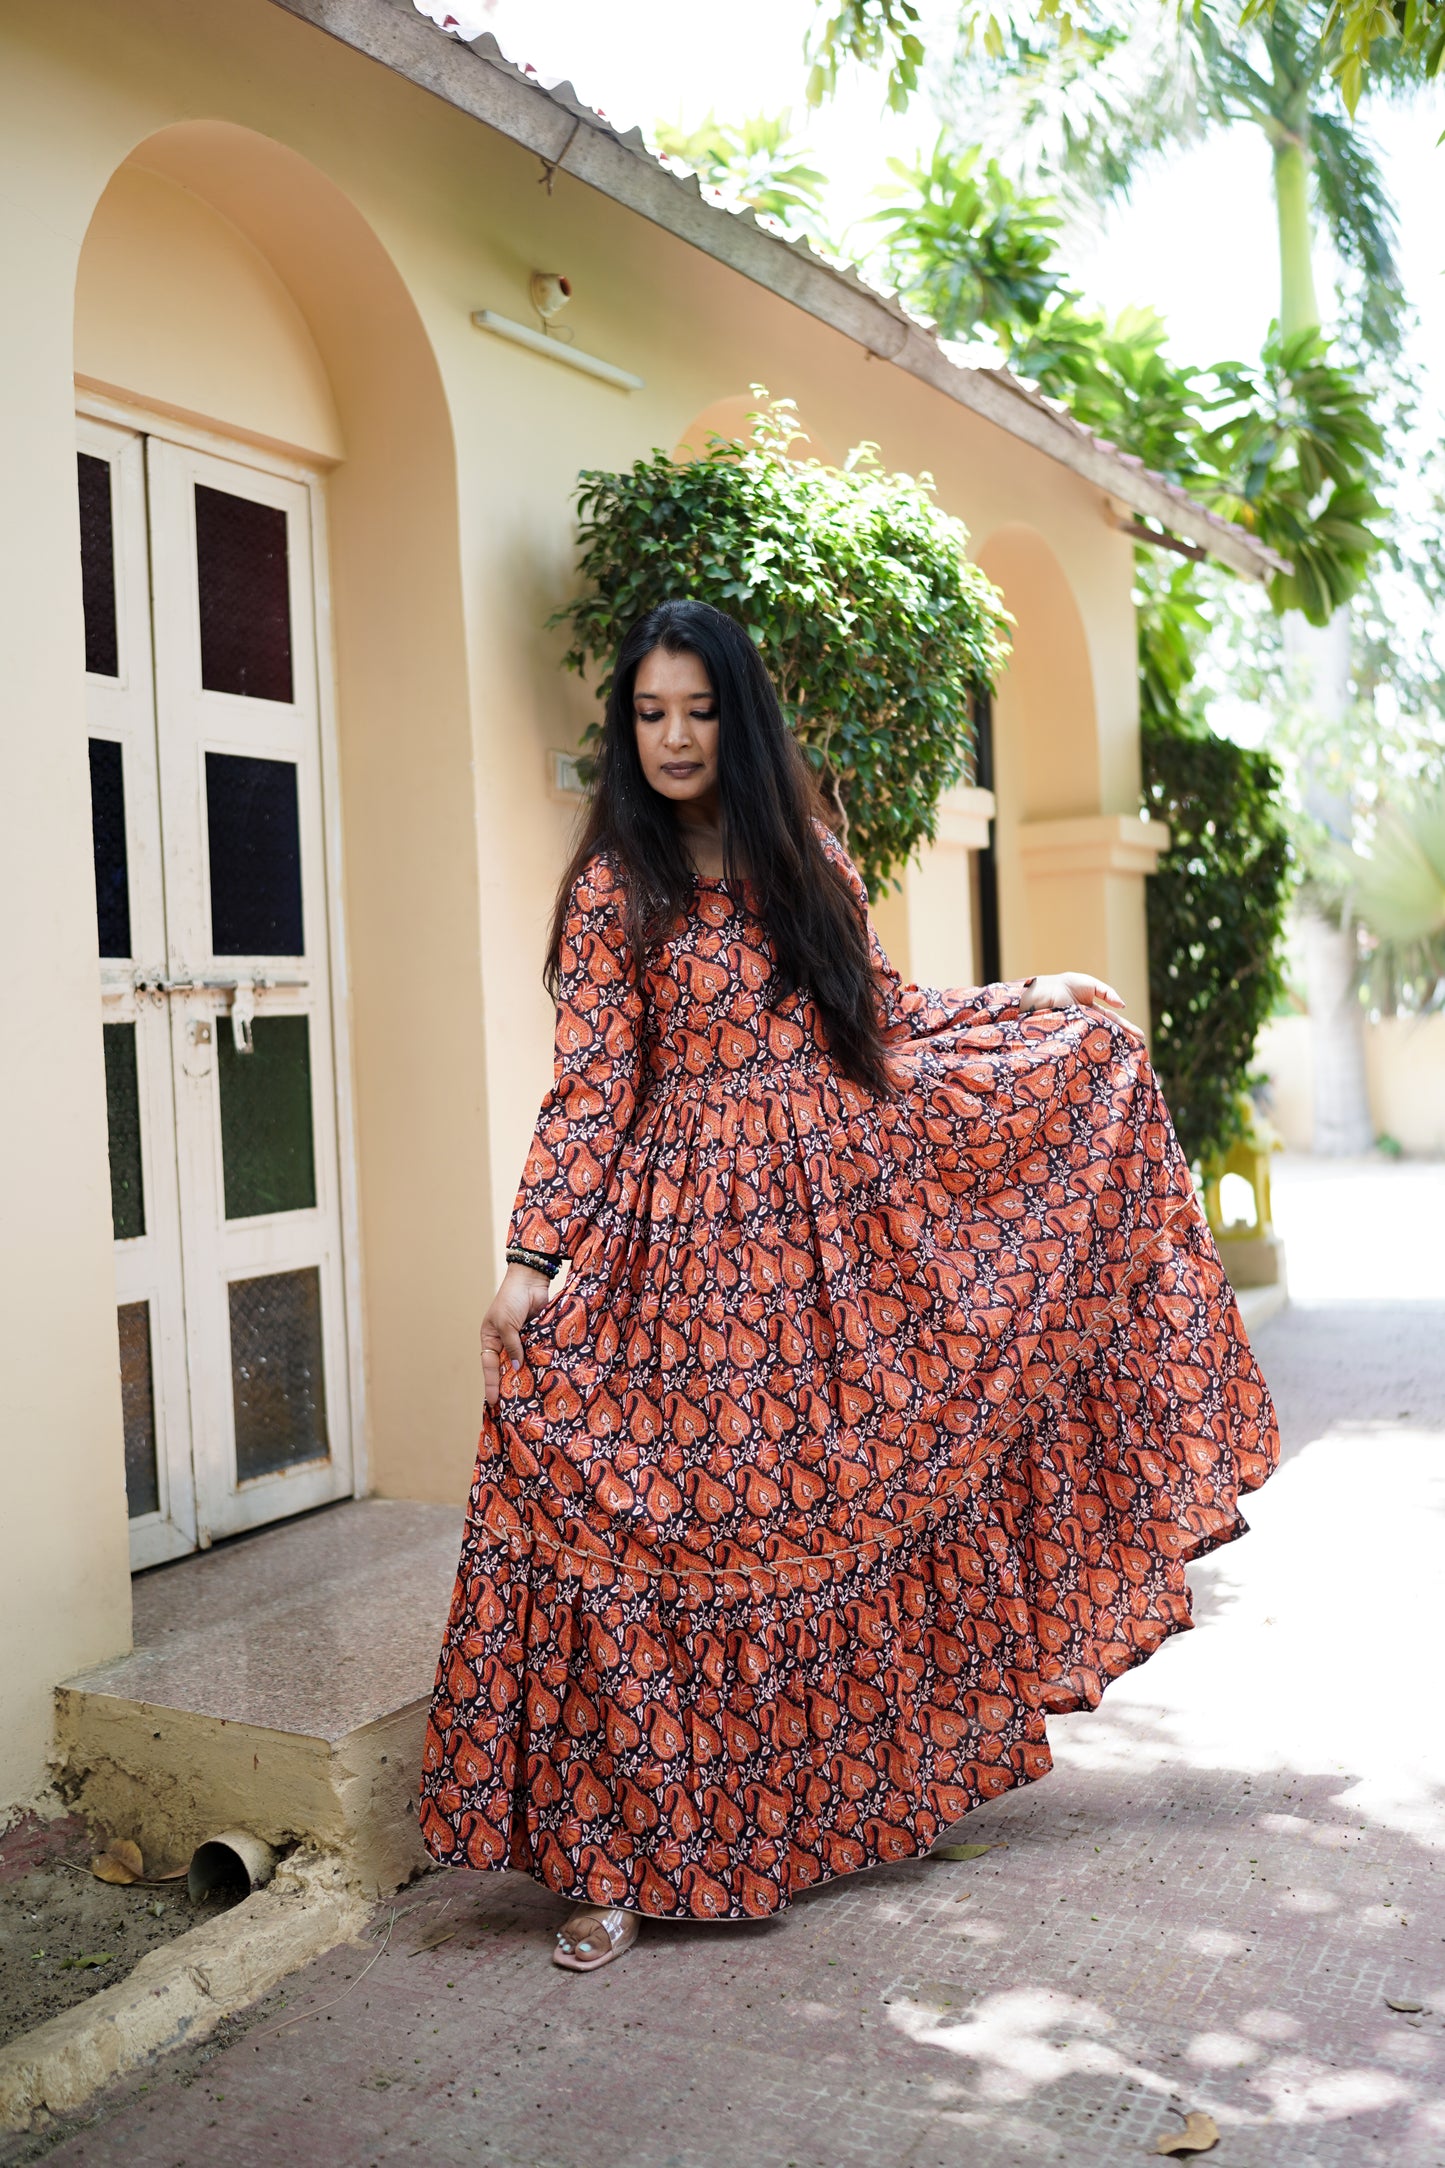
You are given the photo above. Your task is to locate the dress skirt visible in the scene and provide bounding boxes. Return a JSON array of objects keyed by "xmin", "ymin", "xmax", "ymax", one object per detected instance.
[{"xmin": 419, "ymin": 840, "xmax": 1279, "ymax": 1920}]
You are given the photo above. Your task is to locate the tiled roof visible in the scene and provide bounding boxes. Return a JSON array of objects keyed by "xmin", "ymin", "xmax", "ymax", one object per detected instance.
[{"xmin": 274, "ymin": 0, "xmax": 1284, "ymax": 580}]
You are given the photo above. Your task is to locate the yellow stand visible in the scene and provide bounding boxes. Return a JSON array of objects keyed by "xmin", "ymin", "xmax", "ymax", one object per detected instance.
[{"xmin": 1203, "ymin": 1096, "xmax": 1286, "ymax": 1290}]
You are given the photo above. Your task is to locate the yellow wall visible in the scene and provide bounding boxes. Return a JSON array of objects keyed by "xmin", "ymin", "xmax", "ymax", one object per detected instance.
[
  {"xmin": 77, "ymin": 164, "xmax": 343, "ymax": 462},
  {"xmin": 0, "ymin": 0, "xmax": 1154, "ymax": 1819},
  {"xmin": 1259, "ymin": 1014, "xmax": 1445, "ymax": 1156}
]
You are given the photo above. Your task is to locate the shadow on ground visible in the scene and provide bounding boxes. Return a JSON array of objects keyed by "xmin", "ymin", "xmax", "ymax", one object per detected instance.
[{"xmin": 5, "ymin": 1267, "xmax": 1443, "ymax": 2166}]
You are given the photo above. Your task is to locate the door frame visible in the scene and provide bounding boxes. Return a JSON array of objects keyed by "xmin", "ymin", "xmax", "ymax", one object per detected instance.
[{"xmin": 77, "ymin": 389, "xmax": 371, "ymax": 1527}]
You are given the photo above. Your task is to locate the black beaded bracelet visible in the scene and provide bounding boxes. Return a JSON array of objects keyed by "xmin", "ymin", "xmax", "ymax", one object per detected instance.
[{"xmin": 505, "ymin": 1244, "xmax": 563, "ymax": 1279}]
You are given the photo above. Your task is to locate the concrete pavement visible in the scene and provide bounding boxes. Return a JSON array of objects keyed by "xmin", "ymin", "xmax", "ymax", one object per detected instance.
[{"xmin": 7, "ymin": 1156, "xmax": 1444, "ymax": 2168}]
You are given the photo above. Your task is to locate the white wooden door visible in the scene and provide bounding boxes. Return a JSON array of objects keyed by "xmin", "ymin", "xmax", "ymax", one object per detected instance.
[
  {"xmin": 81, "ymin": 418, "xmax": 198, "ymax": 1568},
  {"xmin": 79, "ymin": 419, "xmax": 353, "ymax": 1563}
]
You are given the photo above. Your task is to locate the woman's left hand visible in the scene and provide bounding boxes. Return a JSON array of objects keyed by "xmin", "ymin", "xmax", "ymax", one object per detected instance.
[{"xmin": 1020, "ymin": 971, "xmax": 1145, "ymax": 1043}]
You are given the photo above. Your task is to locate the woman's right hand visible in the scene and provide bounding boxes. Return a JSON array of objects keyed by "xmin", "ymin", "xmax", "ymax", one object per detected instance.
[{"xmin": 481, "ymin": 1263, "xmax": 558, "ymax": 1408}]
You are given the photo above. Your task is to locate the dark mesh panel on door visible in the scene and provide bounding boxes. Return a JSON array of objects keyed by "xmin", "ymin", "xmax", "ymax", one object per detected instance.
[
  {"xmin": 117, "ymin": 1301, "xmax": 160, "ymax": 1520},
  {"xmin": 78, "ymin": 453, "xmax": 119, "ymax": 678},
  {"xmin": 205, "ymin": 752, "xmax": 304, "ymax": 955},
  {"xmin": 103, "ymin": 1021, "xmax": 145, "ymax": 1240},
  {"xmin": 89, "ymin": 738, "xmax": 132, "ymax": 958},
  {"xmin": 228, "ymin": 1267, "xmax": 329, "ymax": 1482},
  {"xmin": 194, "ymin": 484, "xmax": 294, "ymax": 703},
  {"xmin": 217, "ymin": 1014, "xmax": 317, "ymax": 1219}
]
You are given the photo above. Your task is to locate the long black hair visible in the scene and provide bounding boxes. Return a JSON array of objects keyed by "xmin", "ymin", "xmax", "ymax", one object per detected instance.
[{"xmin": 547, "ymin": 599, "xmax": 895, "ymax": 1095}]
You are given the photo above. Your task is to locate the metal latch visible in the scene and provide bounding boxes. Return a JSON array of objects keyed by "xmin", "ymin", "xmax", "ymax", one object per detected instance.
[
  {"xmin": 129, "ymin": 966, "xmax": 305, "ymax": 1055},
  {"xmin": 229, "ymin": 976, "xmax": 256, "ymax": 1055}
]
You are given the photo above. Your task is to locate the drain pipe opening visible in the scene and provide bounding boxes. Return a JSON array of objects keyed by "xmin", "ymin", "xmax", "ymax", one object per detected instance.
[{"xmin": 188, "ymin": 1830, "xmax": 278, "ymax": 1905}]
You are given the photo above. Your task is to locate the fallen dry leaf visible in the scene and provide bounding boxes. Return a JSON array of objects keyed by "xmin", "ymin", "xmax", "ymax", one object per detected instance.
[
  {"xmin": 934, "ymin": 1843, "xmax": 992, "ymax": 1862},
  {"xmin": 89, "ymin": 1839, "xmax": 144, "ymax": 1885},
  {"xmin": 1153, "ymin": 2110, "xmax": 1220, "ymax": 2156},
  {"xmin": 1386, "ymin": 1997, "xmax": 1425, "ymax": 2014}
]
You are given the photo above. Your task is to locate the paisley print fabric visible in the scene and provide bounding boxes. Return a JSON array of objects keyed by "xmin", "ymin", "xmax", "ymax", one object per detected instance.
[{"xmin": 419, "ymin": 832, "xmax": 1279, "ymax": 1918}]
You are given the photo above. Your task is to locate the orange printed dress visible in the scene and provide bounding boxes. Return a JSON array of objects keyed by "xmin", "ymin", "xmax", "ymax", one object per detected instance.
[{"xmin": 419, "ymin": 832, "xmax": 1278, "ymax": 1919}]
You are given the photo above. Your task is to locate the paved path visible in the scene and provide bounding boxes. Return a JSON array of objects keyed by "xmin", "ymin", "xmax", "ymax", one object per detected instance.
[{"xmin": 11, "ymin": 1158, "xmax": 1445, "ymax": 2167}]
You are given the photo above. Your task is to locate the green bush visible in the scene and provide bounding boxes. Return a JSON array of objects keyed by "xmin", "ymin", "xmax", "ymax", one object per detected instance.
[
  {"xmin": 1143, "ymin": 713, "xmax": 1293, "ymax": 1170},
  {"xmin": 551, "ymin": 397, "xmax": 1011, "ymax": 894}
]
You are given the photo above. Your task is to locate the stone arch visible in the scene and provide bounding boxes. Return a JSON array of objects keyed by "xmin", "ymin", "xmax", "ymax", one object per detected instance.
[
  {"xmin": 975, "ymin": 521, "xmax": 1162, "ymax": 1019},
  {"xmin": 976, "ymin": 523, "xmax": 1103, "ymax": 981},
  {"xmin": 74, "ymin": 120, "xmax": 482, "ymax": 1505}
]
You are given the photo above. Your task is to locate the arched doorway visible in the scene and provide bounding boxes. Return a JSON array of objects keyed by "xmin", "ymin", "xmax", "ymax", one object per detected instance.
[
  {"xmin": 976, "ymin": 522, "xmax": 1165, "ymax": 1020},
  {"xmin": 73, "ymin": 124, "xmax": 477, "ymax": 1564},
  {"xmin": 975, "ymin": 524, "xmax": 1101, "ymax": 980}
]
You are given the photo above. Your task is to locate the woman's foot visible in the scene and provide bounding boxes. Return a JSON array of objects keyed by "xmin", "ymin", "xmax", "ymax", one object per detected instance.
[{"xmin": 552, "ymin": 1905, "xmax": 640, "ymax": 1972}]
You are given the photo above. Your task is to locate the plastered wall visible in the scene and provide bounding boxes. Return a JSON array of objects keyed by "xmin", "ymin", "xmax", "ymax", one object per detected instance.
[{"xmin": 0, "ymin": 0, "xmax": 1144, "ymax": 1818}]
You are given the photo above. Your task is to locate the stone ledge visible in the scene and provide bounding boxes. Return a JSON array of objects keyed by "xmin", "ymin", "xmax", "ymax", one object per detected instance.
[
  {"xmin": 0, "ymin": 1848, "xmax": 368, "ymax": 2131},
  {"xmin": 1017, "ymin": 813, "xmax": 1171, "ymax": 878},
  {"xmin": 934, "ymin": 785, "xmax": 996, "ymax": 851}
]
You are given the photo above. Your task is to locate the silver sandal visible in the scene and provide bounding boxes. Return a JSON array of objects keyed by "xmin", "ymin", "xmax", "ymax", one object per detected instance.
[{"xmin": 552, "ymin": 1905, "xmax": 640, "ymax": 1972}]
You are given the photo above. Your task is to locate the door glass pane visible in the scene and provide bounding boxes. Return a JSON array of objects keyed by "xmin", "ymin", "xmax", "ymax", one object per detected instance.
[
  {"xmin": 103, "ymin": 1022, "xmax": 145, "ymax": 1240},
  {"xmin": 117, "ymin": 1301, "xmax": 160, "ymax": 1519},
  {"xmin": 205, "ymin": 752, "xmax": 304, "ymax": 955},
  {"xmin": 195, "ymin": 484, "xmax": 294, "ymax": 703},
  {"xmin": 89, "ymin": 739, "xmax": 132, "ymax": 958},
  {"xmin": 78, "ymin": 453, "xmax": 119, "ymax": 678},
  {"xmin": 218, "ymin": 1015, "xmax": 317, "ymax": 1219},
  {"xmin": 229, "ymin": 1267, "xmax": 329, "ymax": 1482}
]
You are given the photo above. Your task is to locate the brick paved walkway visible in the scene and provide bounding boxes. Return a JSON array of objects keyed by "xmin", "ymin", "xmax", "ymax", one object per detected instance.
[{"xmin": 10, "ymin": 1158, "xmax": 1445, "ymax": 2167}]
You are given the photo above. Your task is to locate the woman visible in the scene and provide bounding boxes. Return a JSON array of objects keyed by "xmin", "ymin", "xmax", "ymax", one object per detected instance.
[{"xmin": 419, "ymin": 598, "xmax": 1278, "ymax": 1972}]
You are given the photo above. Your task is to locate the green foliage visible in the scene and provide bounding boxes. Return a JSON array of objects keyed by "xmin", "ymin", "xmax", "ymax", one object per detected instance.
[
  {"xmin": 1342, "ymin": 785, "xmax": 1445, "ymax": 1010},
  {"xmin": 1135, "ymin": 555, "xmax": 1214, "ymax": 727},
  {"xmin": 804, "ymin": 0, "xmax": 1444, "ymax": 121},
  {"xmin": 805, "ymin": 0, "xmax": 929, "ymax": 109},
  {"xmin": 652, "ymin": 112, "xmax": 832, "ymax": 236},
  {"xmin": 1008, "ymin": 301, "xmax": 1214, "ymax": 484},
  {"xmin": 550, "ymin": 398, "xmax": 1012, "ymax": 894},
  {"xmin": 1268, "ymin": 0, "xmax": 1445, "ymax": 110},
  {"xmin": 870, "ymin": 139, "xmax": 1065, "ymax": 335},
  {"xmin": 1206, "ymin": 327, "xmax": 1385, "ymax": 621},
  {"xmin": 967, "ymin": 294, "xmax": 1385, "ymax": 626},
  {"xmin": 806, "ymin": 0, "xmax": 1083, "ymax": 109},
  {"xmin": 1142, "ymin": 713, "xmax": 1294, "ymax": 1166}
]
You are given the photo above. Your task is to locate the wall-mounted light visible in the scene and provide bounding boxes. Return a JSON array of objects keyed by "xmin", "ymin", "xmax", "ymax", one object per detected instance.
[{"xmin": 472, "ymin": 310, "xmax": 644, "ymax": 392}]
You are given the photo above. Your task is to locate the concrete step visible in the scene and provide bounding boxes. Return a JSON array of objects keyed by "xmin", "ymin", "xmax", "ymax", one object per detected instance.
[{"xmin": 54, "ymin": 1499, "xmax": 461, "ymax": 1896}]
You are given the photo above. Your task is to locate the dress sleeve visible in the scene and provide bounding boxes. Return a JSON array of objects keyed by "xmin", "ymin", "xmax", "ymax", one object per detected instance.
[
  {"xmin": 506, "ymin": 854, "xmax": 644, "ymax": 1266},
  {"xmin": 816, "ymin": 820, "xmax": 1027, "ymax": 1043}
]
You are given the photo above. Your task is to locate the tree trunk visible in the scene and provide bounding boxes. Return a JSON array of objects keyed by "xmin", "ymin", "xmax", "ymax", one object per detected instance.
[
  {"xmin": 1272, "ymin": 135, "xmax": 1321, "ymax": 338},
  {"xmin": 1298, "ymin": 910, "xmax": 1374, "ymax": 1154},
  {"xmin": 1282, "ymin": 610, "xmax": 1375, "ymax": 1153},
  {"xmin": 1270, "ymin": 121, "xmax": 1373, "ymax": 1151}
]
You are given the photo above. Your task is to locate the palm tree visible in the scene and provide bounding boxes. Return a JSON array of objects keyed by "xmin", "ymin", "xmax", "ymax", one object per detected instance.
[
  {"xmin": 803, "ymin": 0, "xmax": 1444, "ymax": 126},
  {"xmin": 1345, "ymin": 785, "xmax": 1445, "ymax": 1013},
  {"xmin": 652, "ymin": 112, "xmax": 834, "ymax": 244},
  {"xmin": 942, "ymin": 0, "xmax": 1405, "ymax": 357},
  {"xmin": 936, "ymin": 0, "xmax": 1408, "ymax": 1151}
]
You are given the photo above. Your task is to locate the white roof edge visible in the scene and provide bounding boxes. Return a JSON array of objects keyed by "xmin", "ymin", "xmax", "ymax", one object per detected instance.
[{"xmin": 268, "ymin": 0, "xmax": 1281, "ymax": 583}]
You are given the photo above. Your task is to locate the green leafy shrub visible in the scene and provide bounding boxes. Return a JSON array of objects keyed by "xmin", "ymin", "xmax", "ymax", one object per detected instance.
[
  {"xmin": 1142, "ymin": 713, "xmax": 1293, "ymax": 1170},
  {"xmin": 552, "ymin": 398, "xmax": 1011, "ymax": 893}
]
